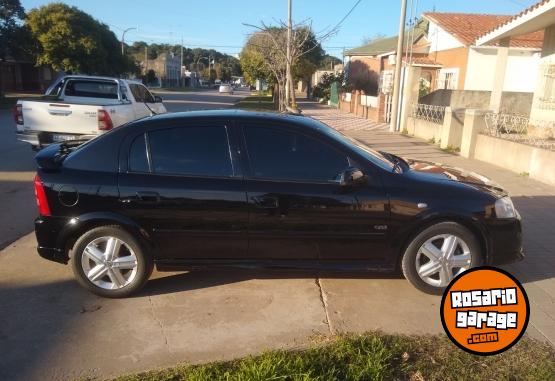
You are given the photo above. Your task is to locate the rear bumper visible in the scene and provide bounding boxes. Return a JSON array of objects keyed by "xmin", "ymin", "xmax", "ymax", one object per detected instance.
[
  {"xmin": 17, "ymin": 130, "xmax": 97, "ymax": 147},
  {"xmin": 35, "ymin": 216, "xmax": 69, "ymax": 264},
  {"xmin": 485, "ymin": 216, "xmax": 524, "ymax": 266},
  {"xmin": 16, "ymin": 131, "xmax": 40, "ymax": 146}
]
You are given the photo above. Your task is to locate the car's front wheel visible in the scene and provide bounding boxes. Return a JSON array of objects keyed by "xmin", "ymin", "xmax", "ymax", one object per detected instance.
[
  {"xmin": 401, "ymin": 222, "xmax": 482, "ymax": 295},
  {"xmin": 71, "ymin": 226, "xmax": 152, "ymax": 298}
]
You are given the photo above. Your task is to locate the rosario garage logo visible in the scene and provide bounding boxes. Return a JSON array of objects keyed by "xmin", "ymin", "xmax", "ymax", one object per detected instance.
[{"xmin": 440, "ymin": 267, "xmax": 529, "ymax": 355}]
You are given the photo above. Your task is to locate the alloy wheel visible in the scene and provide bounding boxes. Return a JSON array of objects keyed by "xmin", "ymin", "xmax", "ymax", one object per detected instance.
[
  {"xmin": 415, "ymin": 234, "xmax": 472, "ymax": 287},
  {"xmin": 81, "ymin": 236, "xmax": 138, "ymax": 290}
]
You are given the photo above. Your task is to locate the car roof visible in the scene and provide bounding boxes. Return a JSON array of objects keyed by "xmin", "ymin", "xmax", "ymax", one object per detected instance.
[{"xmin": 139, "ymin": 109, "xmax": 321, "ymax": 129}]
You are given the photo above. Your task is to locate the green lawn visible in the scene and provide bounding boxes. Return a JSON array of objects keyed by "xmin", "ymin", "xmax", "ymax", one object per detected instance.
[
  {"xmin": 112, "ymin": 332, "xmax": 555, "ymax": 381},
  {"xmin": 233, "ymin": 95, "xmax": 276, "ymax": 112}
]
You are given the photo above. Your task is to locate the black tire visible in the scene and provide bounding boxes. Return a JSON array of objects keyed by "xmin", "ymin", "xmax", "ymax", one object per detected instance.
[
  {"xmin": 401, "ymin": 222, "xmax": 482, "ymax": 295},
  {"xmin": 71, "ymin": 225, "xmax": 153, "ymax": 298}
]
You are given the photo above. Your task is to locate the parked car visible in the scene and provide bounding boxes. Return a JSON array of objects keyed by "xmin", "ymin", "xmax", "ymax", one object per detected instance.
[
  {"xmin": 33, "ymin": 110, "xmax": 523, "ymax": 297},
  {"xmin": 218, "ymin": 84, "xmax": 234, "ymax": 94},
  {"xmin": 14, "ymin": 75, "xmax": 167, "ymax": 150}
]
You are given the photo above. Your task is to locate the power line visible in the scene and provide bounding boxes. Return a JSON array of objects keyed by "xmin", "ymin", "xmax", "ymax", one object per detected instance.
[{"xmin": 331, "ymin": 0, "xmax": 363, "ymax": 32}]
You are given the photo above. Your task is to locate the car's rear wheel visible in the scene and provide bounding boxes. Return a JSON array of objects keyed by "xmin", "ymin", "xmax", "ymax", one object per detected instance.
[
  {"xmin": 401, "ymin": 222, "xmax": 482, "ymax": 295},
  {"xmin": 71, "ymin": 226, "xmax": 152, "ymax": 298}
]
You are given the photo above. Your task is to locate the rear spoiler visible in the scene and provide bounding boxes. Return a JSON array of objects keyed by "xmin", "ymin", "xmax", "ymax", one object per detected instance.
[{"xmin": 35, "ymin": 140, "xmax": 89, "ymax": 170}]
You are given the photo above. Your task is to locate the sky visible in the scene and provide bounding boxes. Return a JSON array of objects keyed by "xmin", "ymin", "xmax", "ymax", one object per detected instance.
[{"xmin": 20, "ymin": 0, "xmax": 539, "ymax": 58}]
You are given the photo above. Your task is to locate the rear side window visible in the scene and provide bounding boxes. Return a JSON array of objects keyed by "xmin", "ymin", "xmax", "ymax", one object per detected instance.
[
  {"xmin": 148, "ymin": 126, "xmax": 233, "ymax": 177},
  {"xmin": 244, "ymin": 126, "xmax": 349, "ymax": 182},
  {"xmin": 64, "ymin": 80, "xmax": 119, "ymax": 99},
  {"xmin": 129, "ymin": 134, "xmax": 150, "ymax": 173}
]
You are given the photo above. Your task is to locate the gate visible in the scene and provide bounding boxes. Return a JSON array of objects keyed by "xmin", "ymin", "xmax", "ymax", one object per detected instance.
[{"xmin": 329, "ymin": 82, "xmax": 339, "ymax": 108}]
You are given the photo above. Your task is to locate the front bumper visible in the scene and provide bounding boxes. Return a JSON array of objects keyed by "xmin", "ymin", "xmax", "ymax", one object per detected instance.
[{"xmin": 485, "ymin": 216, "xmax": 524, "ymax": 266}]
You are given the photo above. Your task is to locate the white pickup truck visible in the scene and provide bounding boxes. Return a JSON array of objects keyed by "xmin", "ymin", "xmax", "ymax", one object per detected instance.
[{"xmin": 14, "ymin": 75, "xmax": 167, "ymax": 150}]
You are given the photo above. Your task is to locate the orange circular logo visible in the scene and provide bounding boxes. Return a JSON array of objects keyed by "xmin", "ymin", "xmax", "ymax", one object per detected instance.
[{"xmin": 440, "ymin": 266, "xmax": 529, "ymax": 355}]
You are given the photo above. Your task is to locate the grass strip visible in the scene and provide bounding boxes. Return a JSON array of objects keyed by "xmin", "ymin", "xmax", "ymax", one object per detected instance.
[{"xmin": 111, "ymin": 332, "xmax": 555, "ymax": 381}]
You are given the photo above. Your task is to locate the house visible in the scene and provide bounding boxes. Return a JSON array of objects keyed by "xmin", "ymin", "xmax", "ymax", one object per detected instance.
[
  {"xmin": 143, "ymin": 53, "xmax": 181, "ymax": 87},
  {"xmin": 422, "ymin": 12, "xmax": 544, "ymax": 93},
  {"xmin": 476, "ymin": 0, "xmax": 555, "ymax": 128},
  {"xmin": 345, "ymin": 21, "xmax": 431, "ymax": 96},
  {"xmin": 341, "ymin": 12, "xmax": 545, "ymax": 123}
]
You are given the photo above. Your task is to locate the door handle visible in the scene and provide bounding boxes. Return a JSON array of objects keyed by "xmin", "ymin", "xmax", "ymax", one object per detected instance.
[
  {"xmin": 252, "ymin": 195, "xmax": 279, "ymax": 209},
  {"xmin": 136, "ymin": 191, "xmax": 160, "ymax": 203}
]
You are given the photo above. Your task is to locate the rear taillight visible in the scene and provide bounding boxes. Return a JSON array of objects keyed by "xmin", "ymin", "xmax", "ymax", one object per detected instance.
[
  {"xmin": 34, "ymin": 175, "xmax": 51, "ymax": 216},
  {"xmin": 13, "ymin": 104, "xmax": 23, "ymax": 125},
  {"xmin": 98, "ymin": 109, "xmax": 113, "ymax": 131}
]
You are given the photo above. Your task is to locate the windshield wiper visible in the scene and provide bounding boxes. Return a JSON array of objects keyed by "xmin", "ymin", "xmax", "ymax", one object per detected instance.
[{"xmin": 379, "ymin": 151, "xmax": 407, "ymax": 173}]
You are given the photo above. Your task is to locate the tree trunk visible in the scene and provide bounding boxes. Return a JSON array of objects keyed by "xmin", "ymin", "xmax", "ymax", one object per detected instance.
[{"xmin": 288, "ymin": 69, "xmax": 296, "ymax": 108}]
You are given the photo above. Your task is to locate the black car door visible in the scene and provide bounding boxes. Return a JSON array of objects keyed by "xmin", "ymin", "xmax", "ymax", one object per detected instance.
[
  {"xmin": 240, "ymin": 122, "xmax": 390, "ymax": 262},
  {"xmin": 117, "ymin": 121, "xmax": 248, "ymax": 260}
]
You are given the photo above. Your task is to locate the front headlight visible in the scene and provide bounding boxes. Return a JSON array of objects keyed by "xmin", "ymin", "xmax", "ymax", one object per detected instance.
[{"xmin": 495, "ymin": 196, "xmax": 516, "ymax": 218}]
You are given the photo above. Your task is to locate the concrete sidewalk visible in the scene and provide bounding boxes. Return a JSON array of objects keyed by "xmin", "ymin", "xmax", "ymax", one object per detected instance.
[
  {"xmin": 0, "ymin": 102, "xmax": 554, "ymax": 380},
  {"xmin": 301, "ymin": 100, "xmax": 555, "ymax": 346}
]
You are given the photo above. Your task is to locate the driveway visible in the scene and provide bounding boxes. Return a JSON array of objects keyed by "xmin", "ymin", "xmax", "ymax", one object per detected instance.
[{"xmin": 1, "ymin": 97, "xmax": 554, "ymax": 380}]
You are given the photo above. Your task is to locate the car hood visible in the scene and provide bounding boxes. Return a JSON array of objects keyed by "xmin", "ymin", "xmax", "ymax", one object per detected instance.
[{"xmin": 405, "ymin": 158, "xmax": 506, "ymax": 196}]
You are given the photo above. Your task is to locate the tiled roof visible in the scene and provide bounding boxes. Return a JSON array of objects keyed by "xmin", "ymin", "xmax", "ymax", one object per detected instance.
[
  {"xmin": 478, "ymin": 0, "xmax": 551, "ymax": 41},
  {"xmin": 423, "ymin": 12, "xmax": 544, "ymax": 48}
]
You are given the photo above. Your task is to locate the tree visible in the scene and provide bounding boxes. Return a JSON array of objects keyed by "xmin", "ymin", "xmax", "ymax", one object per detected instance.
[
  {"xmin": 0, "ymin": 0, "xmax": 32, "ymax": 61},
  {"xmin": 244, "ymin": 19, "xmax": 334, "ymax": 111},
  {"xmin": 26, "ymin": 3, "xmax": 133, "ymax": 75},
  {"xmin": 241, "ymin": 29, "xmax": 287, "ymax": 110}
]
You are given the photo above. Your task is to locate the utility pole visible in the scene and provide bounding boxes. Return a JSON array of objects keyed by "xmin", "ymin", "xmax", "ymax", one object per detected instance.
[
  {"xmin": 285, "ymin": 0, "xmax": 292, "ymax": 108},
  {"xmin": 389, "ymin": 0, "xmax": 408, "ymax": 132},
  {"xmin": 180, "ymin": 36, "xmax": 184, "ymax": 87},
  {"xmin": 144, "ymin": 46, "xmax": 148, "ymax": 81},
  {"xmin": 121, "ymin": 27, "xmax": 136, "ymax": 55}
]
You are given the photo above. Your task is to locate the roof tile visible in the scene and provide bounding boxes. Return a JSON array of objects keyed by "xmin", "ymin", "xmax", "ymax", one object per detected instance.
[{"xmin": 423, "ymin": 12, "xmax": 544, "ymax": 48}]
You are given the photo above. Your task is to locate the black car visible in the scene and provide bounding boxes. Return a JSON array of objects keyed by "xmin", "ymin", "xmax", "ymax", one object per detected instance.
[{"xmin": 33, "ymin": 110, "xmax": 523, "ymax": 297}]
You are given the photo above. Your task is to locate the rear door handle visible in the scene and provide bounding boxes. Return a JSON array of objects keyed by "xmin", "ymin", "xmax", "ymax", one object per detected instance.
[
  {"xmin": 252, "ymin": 195, "xmax": 279, "ymax": 209},
  {"xmin": 136, "ymin": 191, "xmax": 160, "ymax": 203}
]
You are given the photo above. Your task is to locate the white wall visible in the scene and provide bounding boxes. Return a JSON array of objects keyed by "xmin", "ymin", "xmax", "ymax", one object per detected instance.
[
  {"xmin": 464, "ymin": 47, "xmax": 541, "ymax": 92},
  {"xmin": 427, "ymin": 21, "xmax": 464, "ymax": 53}
]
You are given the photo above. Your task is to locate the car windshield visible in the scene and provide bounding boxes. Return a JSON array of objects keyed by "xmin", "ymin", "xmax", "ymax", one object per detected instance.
[{"xmin": 308, "ymin": 118, "xmax": 395, "ymax": 171}]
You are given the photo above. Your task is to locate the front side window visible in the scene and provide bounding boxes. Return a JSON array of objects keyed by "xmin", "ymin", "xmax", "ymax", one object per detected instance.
[
  {"xmin": 129, "ymin": 84, "xmax": 144, "ymax": 102},
  {"xmin": 138, "ymin": 85, "xmax": 155, "ymax": 103},
  {"xmin": 244, "ymin": 126, "xmax": 349, "ymax": 182},
  {"xmin": 148, "ymin": 126, "xmax": 233, "ymax": 177}
]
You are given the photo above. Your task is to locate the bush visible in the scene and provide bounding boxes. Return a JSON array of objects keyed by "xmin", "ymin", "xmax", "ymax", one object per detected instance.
[{"xmin": 312, "ymin": 72, "xmax": 345, "ymax": 101}]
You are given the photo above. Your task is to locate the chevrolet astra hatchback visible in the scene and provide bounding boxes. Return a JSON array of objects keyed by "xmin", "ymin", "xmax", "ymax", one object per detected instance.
[{"xmin": 34, "ymin": 110, "xmax": 523, "ymax": 297}]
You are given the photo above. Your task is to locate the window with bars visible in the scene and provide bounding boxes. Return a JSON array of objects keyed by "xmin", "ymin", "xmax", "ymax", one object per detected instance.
[
  {"xmin": 437, "ymin": 69, "xmax": 458, "ymax": 90},
  {"xmin": 379, "ymin": 70, "xmax": 393, "ymax": 94}
]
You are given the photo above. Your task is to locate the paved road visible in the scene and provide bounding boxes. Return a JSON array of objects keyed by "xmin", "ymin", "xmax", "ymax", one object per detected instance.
[
  {"xmin": 1, "ymin": 95, "xmax": 554, "ymax": 380},
  {"xmin": 154, "ymin": 88, "xmax": 249, "ymax": 112}
]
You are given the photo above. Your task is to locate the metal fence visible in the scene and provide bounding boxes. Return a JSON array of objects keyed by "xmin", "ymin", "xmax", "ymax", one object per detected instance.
[
  {"xmin": 411, "ymin": 104, "xmax": 446, "ymax": 124},
  {"xmin": 484, "ymin": 112, "xmax": 555, "ymax": 151}
]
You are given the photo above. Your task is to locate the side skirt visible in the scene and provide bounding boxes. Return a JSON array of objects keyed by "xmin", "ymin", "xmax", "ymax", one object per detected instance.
[{"xmin": 155, "ymin": 259, "xmax": 395, "ymax": 273}]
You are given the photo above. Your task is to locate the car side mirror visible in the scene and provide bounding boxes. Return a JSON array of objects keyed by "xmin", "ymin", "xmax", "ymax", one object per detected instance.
[
  {"xmin": 154, "ymin": 95, "xmax": 163, "ymax": 103},
  {"xmin": 339, "ymin": 167, "xmax": 367, "ymax": 187}
]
